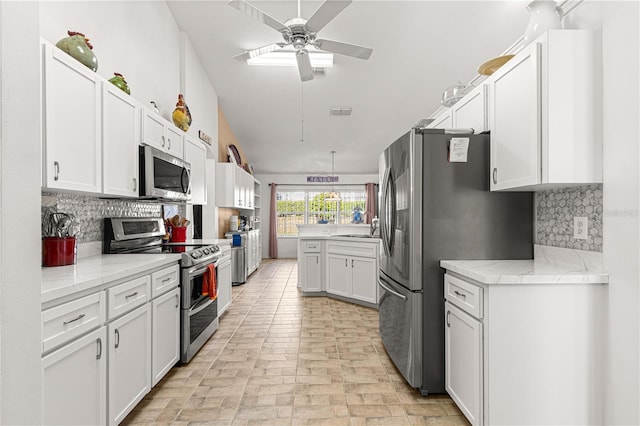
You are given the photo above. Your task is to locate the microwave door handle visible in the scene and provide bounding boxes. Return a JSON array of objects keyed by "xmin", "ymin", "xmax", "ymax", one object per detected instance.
[{"xmin": 181, "ymin": 167, "xmax": 191, "ymax": 195}]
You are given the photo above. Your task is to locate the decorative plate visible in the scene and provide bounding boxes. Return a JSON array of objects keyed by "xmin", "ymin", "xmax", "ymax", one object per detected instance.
[
  {"xmin": 477, "ymin": 54, "xmax": 515, "ymax": 76},
  {"xmin": 228, "ymin": 144, "xmax": 242, "ymax": 166},
  {"xmin": 226, "ymin": 146, "xmax": 237, "ymax": 164}
]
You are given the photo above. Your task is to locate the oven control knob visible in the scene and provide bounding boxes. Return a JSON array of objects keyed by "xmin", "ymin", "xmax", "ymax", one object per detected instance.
[
  {"xmin": 190, "ymin": 252, "xmax": 199, "ymax": 259},
  {"xmin": 202, "ymin": 248, "xmax": 210, "ymax": 255}
]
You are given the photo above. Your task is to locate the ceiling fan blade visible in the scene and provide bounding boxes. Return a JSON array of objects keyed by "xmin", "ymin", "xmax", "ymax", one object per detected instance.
[
  {"xmin": 228, "ymin": 0, "xmax": 290, "ymax": 33},
  {"xmin": 314, "ymin": 39, "xmax": 373, "ymax": 60},
  {"xmin": 233, "ymin": 43, "xmax": 287, "ymax": 61},
  {"xmin": 305, "ymin": 0, "xmax": 352, "ymax": 33},
  {"xmin": 296, "ymin": 51, "xmax": 314, "ymax": 81}
]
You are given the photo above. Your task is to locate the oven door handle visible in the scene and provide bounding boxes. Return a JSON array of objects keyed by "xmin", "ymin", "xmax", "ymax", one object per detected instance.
[
  {"xmin": 188, "ymin": 264, "xmax": 213, "ymax": 277},
  {"xmin": 189, "ymin": 297, "xmax": 215, "ymax": 316}
]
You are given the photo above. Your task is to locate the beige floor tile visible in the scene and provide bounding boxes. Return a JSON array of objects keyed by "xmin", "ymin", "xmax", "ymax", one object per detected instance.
[{"xmin": 123, "ymin": 259, "xmax": 463, "ymax": 426}]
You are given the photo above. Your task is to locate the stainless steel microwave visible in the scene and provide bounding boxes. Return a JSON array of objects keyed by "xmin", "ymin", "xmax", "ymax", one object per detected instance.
[{"xmin": 139, "ymin": 145, "xmax": 191, "ymax": 201}]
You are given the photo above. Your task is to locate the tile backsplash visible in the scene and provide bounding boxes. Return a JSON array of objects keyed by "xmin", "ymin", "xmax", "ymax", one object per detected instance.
[
  {"xmin": 535, "ymin": 184, "xmax": 603, "ymax": 252},
  {"xmin": 42, "ymin": 192, "xmax": 185, "ymax": 243}
]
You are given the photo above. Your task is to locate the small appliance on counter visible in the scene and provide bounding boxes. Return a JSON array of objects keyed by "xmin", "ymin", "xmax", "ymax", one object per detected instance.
[
  {"xmin": 225, "ymin": 231, "xmax": 248, "ymax": 285},
  {"xmin": 229, "ymin": 215, "xmax": 239, "ymax": 232}
]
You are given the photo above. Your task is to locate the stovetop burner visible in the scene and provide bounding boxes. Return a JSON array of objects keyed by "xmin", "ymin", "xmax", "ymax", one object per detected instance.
[{"xmin": 103, "ymin": 217, "xmax": 220, "ymax": 267}]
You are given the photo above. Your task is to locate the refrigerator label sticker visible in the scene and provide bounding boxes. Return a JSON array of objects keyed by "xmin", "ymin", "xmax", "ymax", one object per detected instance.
[{"xmin": 449, "ymin": 138, "xmax": 469, "ymax": 162}]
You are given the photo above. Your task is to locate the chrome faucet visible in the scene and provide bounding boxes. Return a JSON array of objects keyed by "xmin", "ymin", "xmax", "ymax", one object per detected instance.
[{"xmin": 362, "ymin": 212, "xmax": 379, "ymax": 236}]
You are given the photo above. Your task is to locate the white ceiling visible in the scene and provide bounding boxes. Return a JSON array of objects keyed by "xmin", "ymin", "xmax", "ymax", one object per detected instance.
[{"xmin": 167, "ymin": 0, "xmax": 531, "ymax": 175}]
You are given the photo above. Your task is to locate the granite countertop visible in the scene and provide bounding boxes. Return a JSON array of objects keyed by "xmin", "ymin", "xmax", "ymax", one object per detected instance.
[{"xmin": 441, "ymin": 245, "xmax": 609, "ymax": 285}]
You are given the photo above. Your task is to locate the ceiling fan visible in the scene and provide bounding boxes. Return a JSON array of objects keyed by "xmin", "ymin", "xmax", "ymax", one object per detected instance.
[{"xmin": 229, "ymin": 0, "xmax": 373, "ymax": 81}]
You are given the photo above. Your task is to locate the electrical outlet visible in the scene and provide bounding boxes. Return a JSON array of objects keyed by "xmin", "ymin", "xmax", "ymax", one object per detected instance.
[{"xmin": 574, "ymin": 217, "xmax": 588, "ymax": 240}]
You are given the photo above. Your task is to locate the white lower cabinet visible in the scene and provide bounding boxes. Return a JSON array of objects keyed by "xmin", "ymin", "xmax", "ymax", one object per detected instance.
[
  {"xmin": 108, "ymin": 304, "xmax": 151, "ymax": 425},
  {"xmin": 327, "ymin": 254, "xmax": 378, "ymax": 304},
  {"xmin": 41, "ymin": 262, "xmax": 180, "ymax": 426},
  {"xmin": 42, "ymin": 327, "xmax": 107, "ymax": 426},
  {"xmin": 443, "ymin": 271, "xmax": 605, "ymax": 425},
  {"xmin": 217, "ymin": 256, "xmax": 233, "ymax": 316},
  {"xmin": 151, "ymin": 287, "xmax": 180, "ymax": 386},
  {"xmin": 302, "ymin": 252, "xmax": 323, "ymax": 293},
  {"xmin": 445, "ymin": 301, "xmax": 482, "ymax": 425}
]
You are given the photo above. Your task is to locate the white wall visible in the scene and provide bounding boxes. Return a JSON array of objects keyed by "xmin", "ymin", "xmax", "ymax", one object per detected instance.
[
  {"xmin": 566, "ymin": 2, "xmax": 640, "ymax": 423},
  {"xmin": 0, "ymin": 2, "xmax": 43, "ymax": 423},
  {"xmin": 254, "ymin": 173, "xmax": 378, "ymax": 258}
]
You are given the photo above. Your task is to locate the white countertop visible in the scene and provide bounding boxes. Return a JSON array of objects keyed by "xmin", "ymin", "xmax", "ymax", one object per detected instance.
[
  {"xmin": 42, "ymin": 253, "xmax": 181, "ymax": 304},
  {"xmin": 441, "ymin": 245, "xmax": 608, "ymax": 285},
  {"xmin": 298, "ymin": 235, "xmax": 380, "ymax": 244}
]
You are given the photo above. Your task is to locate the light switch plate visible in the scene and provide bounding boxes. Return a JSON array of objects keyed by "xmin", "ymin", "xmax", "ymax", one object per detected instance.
[{"xmin": 574, "ymin": 217, "xmax": 588, "ymax": 240}]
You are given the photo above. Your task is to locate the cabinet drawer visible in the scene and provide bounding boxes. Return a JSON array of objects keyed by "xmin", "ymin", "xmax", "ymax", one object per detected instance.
[
  {"xmin": 151, "ymin": 264, "xmax": 179, "ymax": 298},
  {"xmin": 107, "ymin": 275, "xmax": 150, "ymax": 320},
  {"xmin": 303, "ymin": 241, "xmax": 322, "ymax": 253},
  {"xmin": 445, "ymin": 273, "xmax": 483, "ymax": 319},
  {"xmin": 327, "ymin": 241, "xmax": 377, "ymax": 258},
  {"xmin": 42, "ymin": 292, "xmax": 106, "ymax": 353}
]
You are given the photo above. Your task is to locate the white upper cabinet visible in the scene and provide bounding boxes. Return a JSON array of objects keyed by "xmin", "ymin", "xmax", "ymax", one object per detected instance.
[
  {"xmin": 141, "ymin": 109, "xmax": 185, "ymax": 159},
  {"xmin": 427, "ymin": 109, "xmax": 452, "ymax": 129},
  {"xmin": 42, "ymin": 42, "xmax": 101, "ymax": 193},
  {"xmin": 489, "ymin": 30, "xmax": 602, "ymax": 191},
  {"xmin": 452, "ymin": 84, "xmax": 488, "ymax": 133},
  {"xmin": 216, "ymin": 163, "xmax": 254, "ymax": 209},
  {"xmin": 185, "ymin": 135, "xmax": 207, "ymax": 205},
  {"xmin": 102, "ymin": 82, "xmax": 140, "ymax": 198}
]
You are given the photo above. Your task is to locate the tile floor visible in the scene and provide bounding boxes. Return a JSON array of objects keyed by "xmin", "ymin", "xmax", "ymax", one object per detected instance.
[{"xmin": 123, "ymin": 259, "xmax": 469, "ymax": 425}]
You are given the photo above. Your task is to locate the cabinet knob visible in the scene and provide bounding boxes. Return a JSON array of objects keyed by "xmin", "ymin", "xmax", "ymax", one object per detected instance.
[{"xmin": 492, "ymin": 168, "xmax": 498, "ymax": 185}]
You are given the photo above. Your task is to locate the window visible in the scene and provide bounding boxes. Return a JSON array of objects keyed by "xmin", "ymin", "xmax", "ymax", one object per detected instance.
[{"xmin": 276, "ymin": 188, "xmax": 367, "ymax": 236}]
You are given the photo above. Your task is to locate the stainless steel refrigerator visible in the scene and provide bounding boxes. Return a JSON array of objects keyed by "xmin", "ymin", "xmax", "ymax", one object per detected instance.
[{"xmin": 377, "ymin": 127, "xmax": 533, "ymax": 396}]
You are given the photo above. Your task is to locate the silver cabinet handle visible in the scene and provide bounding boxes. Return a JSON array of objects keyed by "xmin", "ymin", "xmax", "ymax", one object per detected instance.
[
  {"xmin": 96, "ymin": 338, "xmax": 102, "ymax": 360},
  {"xmin": 114, "ymin": 329, "xmax": 120, "ymax": 349},
  {"xmin": 63, "ymin": 313, "xmax": 85, "ymax": 326},
  {"xmin": 161, "ymin": 135, "xmax": 166, "ymax": 147},
  {"xmin": 345, "ymin": 259, "xmax": 348, "ymax": 267},
  {"xmin": 54, "ymin": 161, "xmax": 60, "ymax": 181},
  {"xmin": 316, "ymin": 256, "xmax": 319, "ymax": 264},
  {"xmin": 351, "ymin": 259, "xmax": 354, "ymax": 268},
  {"xmin": 453, "ymin": 290, "xmax": 467, "ymax": 299},
  {"xmin": 133, "ymin": 178, "xmax": 137, "ymax": 191},
  {"xmin": 447, "ymin": 311, "xmax": 451, "ymax": 327},
  {"xmin": 125, "ymin": 291, "xmax": 138, "ymax": 300},
  {"xmin": 168, "ymin": 138, "xmax": 172, "ymax": 150},
  {"xmin": 492, "ymin": 168, "xmax": 498, "ymax": 185},
  {"xmin": 162, "ymin": 277, "xmax": 172, "ymax": 283},
  {"xmin": 175, "ymin": 294, "xmax": 179, "ymax": 308}
]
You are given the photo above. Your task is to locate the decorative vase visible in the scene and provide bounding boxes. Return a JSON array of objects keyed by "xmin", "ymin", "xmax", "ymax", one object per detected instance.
[
  {"xmin": 108, "ymin": 72, "xmax": 130, "ymax": 95},
  {"xmin": 522, "ymin": 0, "xmax": 563, "ymax": 46},
  {"xmin": 55, "ymin": 31, "xmax": 98, "ymax": 72},
  {"xmin": 172, "ymin": 94, "xmax": 192, "ymax": 132}
]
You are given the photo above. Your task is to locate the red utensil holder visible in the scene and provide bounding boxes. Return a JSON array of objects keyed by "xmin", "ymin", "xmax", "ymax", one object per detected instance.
[
  {"xmin": 43, "ymin": 237, "xmax": 76, "ymax": 267},
  {"xmin": 170, "ymin": 226, "xmax": 187, "ymax": 243}
]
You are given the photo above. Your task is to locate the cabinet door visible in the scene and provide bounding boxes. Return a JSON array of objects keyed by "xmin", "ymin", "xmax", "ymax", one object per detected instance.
[
  {"xmin": 489, "ymin": 42, "xmax": 540, "ymax": 191},
  {"xmin": 452, "ymin": 84, "xmax": 487, "ymax": 133},
  {"xmin": 141, "ymin": 110, "xmax": 167, "ymax": 151},
  {"xmin": 102, "ymin": 82, "xmax": 139, "ymax": 197},
  {"xmin": 108, "ymin": 304, "xmax": 151, "ymax": 425},
  {"xmin": 42, "ymin": 327, "xmax": 107, "ymax": 426},
  {"xmin": 215, "ymin": 163, "xmax": 236, "ymax": 208},
  {"xmin": 302, "ymin": 253, "xmax": 323, "ymax": 292},
  {"xmin": 152, "ymin": 288, "xmax": 180, "ymax": 387},
  {"xmin": 445, "ymin": 301, "xmax": 482, "ymax": 426},
  {"xmin": 351, "ymin": 256, "xmax": 378, "ymax": 304},
  {"xmin": 165, "ymin": 125, "xmax": 184, "ymax": 159},
  {"xmin": 43, "ymin": 43, "xmax": 101, "ymax": 193},
  {"xmin": 185, "ymin": 136, "xmax": 207, "ymax": 205},
  {"xmin": 327, "ymin": 254, "xmax": 350, "ymax": 297},
  {"xmin": 217, "ymin": 259, "xmax": 232, "ymax": 315}
]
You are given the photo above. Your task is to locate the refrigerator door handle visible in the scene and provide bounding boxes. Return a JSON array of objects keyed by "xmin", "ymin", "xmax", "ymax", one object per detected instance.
[
  {"xmin": 380, "ymin": 167, "xmax": 390, "ymax": 256},
  {"xmin": 380, "ymin": 167, "xmax": 396, "ymax": 256},
  {"xmin": 378, "ymin": 275, "xmax": 407, "ymax": 301}
]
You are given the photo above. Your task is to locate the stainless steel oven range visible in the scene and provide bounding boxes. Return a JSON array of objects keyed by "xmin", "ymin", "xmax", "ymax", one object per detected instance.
[{"xmin": 103, "ymin": 217, "xmax": 221, "ymax": 363}]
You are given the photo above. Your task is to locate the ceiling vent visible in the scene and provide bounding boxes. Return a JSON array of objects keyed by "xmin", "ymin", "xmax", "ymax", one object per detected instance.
[{"xmin": 329, "ymin": 106, "xmax": 352, "ymax": 116}]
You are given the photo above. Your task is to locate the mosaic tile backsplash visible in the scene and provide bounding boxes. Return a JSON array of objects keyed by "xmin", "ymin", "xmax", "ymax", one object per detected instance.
[
  {"xmin": 535, "ymin": 184, "xmax": 603, "ymax": 252},
  {"xmin": 42, "ymin": 192, "xmax": 185, "ymax": 243}
]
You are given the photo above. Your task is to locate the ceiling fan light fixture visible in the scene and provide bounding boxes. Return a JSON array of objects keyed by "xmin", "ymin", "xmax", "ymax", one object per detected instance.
[{"xmin": 246, "ymin": 50, "xmax": 334, "ymax": 68}]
